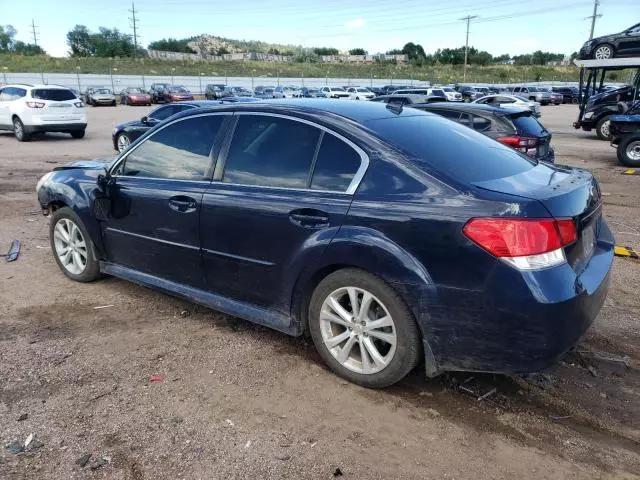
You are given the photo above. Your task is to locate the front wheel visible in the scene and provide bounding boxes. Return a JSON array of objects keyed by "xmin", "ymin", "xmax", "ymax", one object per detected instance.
[
  {"xmin": 308, "ymin": 269, "xmax": 421, "ymax": 388},
  {"xmin": 70, "ymin": 130, "xmax": 85, "ymax": 139},
  {"xmin": 594, "ymin": 43, "xmax": 614, "ymax": 60},
  {"xmin": 596, "ymin": 116, "xmax": 611, "ymax": 141},
  {"xmin": 617, "ymin": 135, "xmax": 640, "ymax": 167},
  {"xmin": 116, "ymin": 132, "xmax": 131, "ymax": 152},
  {"xmin": 49, "ymin": 207, "xmax": 101, "ymax": 282}
]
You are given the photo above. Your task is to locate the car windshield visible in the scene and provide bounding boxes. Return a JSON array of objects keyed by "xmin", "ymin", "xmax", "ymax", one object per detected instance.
[
  {"xmin": 527, "ymin": 87, "xmax": 539, "ymax": 92},
  {"xmin": 431, "ymin": 89, "xmax": 446, "ymax": 97},
  {"xmin": 32, "ymin": 88, "xmax": 77, "ymax": 101},
  {"xmin": 510, "ymin": 114, "xmax": 547, "ymax": 136},
  {"xmin": 357, "ymin": 88, "xmax": 369, "ymax": 92},
  {"xmin": 172, "ymin": 87, "xmax": 188, "ymax": 93},
  {"xmin": 130, "ymin": 88, "xmax": 145, "ymax": 93},
  {"xmin": 331, "ymin": 87, "xmax": 346, "ymax": 92},
  {"xmin": 365, "ymin": 114, "xmax": 536, "ymax": 183},
  {"xmin": 442, "ymin": 87, "xmax": 455, "ymax": 92},
  {"xmin": 96, "ymin": 89, "xmax": 112, "ymax": 94},
  {"xmin": 264, "ymin": 88, "xmax": 274, "ymax": 93}
]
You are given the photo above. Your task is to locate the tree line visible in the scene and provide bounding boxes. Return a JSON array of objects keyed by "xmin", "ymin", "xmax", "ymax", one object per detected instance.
[{"xmin": 0, "ymin": 25, "xmax": 46, "ymax": 55}]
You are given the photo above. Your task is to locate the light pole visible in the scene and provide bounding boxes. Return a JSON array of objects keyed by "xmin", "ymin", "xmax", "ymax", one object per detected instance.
[
  {"xmin": 75, "ymin": 66, "xmax": 81, "ymax": 93},
  {"xmin": 110, "ymin": 67, "xmax": 117, "ymax": 93},
  {"xmin": 370, "ymin": 69, "xmax": 373, "ymax": 87},
  {"xmin": 171, "ymin": 67, "xmax": 175, "ymax": 84},
  {"xmin": 2, "ymin": 66, "xmax": 8, "ymax": 83},
  {"xmin": 459, "ymin": 15, "xmax": 478, "ymax": 82},
  {"xmin": 251, "ymin": 69, "xmax": 256, "ymax": 90},
  {"xmin": 277, "ymin": 69, "xmax": 280, "ymax": 86},
  {"xmin": 301, "ymin": 71, "xmax": 304, "ymax": 87},
  {"xmin": 199, "ymin": 72, "xmax": 204, "ymax": 94}
]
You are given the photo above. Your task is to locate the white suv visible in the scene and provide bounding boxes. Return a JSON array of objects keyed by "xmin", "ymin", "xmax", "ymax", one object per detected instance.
[
  {"xmin": 346, "ymin": 87, "xmax": 375, "ymax": 100},
  {"xmin": 0, "ymin": 84, "xmax": 87, "ymax": 141}
]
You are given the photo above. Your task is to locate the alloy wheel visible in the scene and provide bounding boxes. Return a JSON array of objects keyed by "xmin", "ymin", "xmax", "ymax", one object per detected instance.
[
  {"xmin": 627, "ymin": 141, "xmax": 640, "ymax": 162},
  {"xmin": 117, "ymin": 134, "xmax": 131, "ymax": 152},
  {"xmin": 594, "ymin": 45, "xmax": 612, "ymax": 59},
  {"xmin": 53, "ymin": 218, "xmax": 88, "ymax": 275},
  {"xmin": 13, "ymin": 119, "xmax": 23, "ymax": 139},
  {"xmin": 319, "ymin": 287, "xmax": 397, "ymax": 375},
  {"xmin": 600, "ymin": 120, "xmax": 610, "ymax": 138}
]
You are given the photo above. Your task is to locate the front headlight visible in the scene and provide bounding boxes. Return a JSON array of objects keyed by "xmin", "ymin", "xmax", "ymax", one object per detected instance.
[
  {"xmin": 36, "ymin": 172, "xmax": 54, "ymax": 193},
  {"xmin": 583, "ymin": 111, "xmax": 594, "ymax": 120}
]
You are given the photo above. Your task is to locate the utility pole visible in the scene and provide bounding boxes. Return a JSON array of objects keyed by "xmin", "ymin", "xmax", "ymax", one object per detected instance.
[
  {"xmin": 586, "ymin": 0, "xmax": 601, "ymax": 40},
  {"xmin": 129, "ymin": 1, "xmax": 139, "ymax": 58},
  {"xmin": 459, "ymin": 15, "xmax": 478, "ymax": 82},
  {"xmin": 30, "ymin": 19, "xmax": 39, "ymax": 46}
]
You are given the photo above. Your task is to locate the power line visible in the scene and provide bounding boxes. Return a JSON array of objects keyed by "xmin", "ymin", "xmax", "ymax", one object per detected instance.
[
  {"xmin": 129, "ymin": 1, "xmax": 140, "ymax": 58},
  {"xmin": 30, "ymin": 19, "xmax": 39, "ymax": 46},
  {"xmin": 585, "ymin": 0, "xmax": 601, "ymax": 40},
  {"xmin": 460, "ymin": 15, "xmax": 478, "ymax": 82}
]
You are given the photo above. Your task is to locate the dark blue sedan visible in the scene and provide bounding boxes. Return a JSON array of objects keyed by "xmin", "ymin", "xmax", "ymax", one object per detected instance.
[{"xmin": 37, "ymin": 100, "xmax": 614, "ymax": 388}]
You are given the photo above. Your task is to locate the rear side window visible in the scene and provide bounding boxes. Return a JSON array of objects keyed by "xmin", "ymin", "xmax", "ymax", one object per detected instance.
[
  {"xmin": 471, "ymin": 114, "xmax": 492, "ymax": 132},
  {"xmin": 425, "ymin": 108, "xmax": 462, "ymax": 122},
  {"xmin": 32, "ymin": 89, "xmax": 76, "ymax": 101},
  {"xmin": 511, "ymin": 114, "xmax": 546, "ymax": 136},
  {"xmin": 223, "ymin": 115, "xmax": 321, "ymax": 188},
  {"xmin": 311, "ymin": 134, "xmax": 361, "ymax": 192},
  {"xmin": 121, "ymin": 115, "xmax": 224, "ymax": 180},
  {"xmin": 365, "ymin": 114, "xmax": 535, "ymax": 183}
]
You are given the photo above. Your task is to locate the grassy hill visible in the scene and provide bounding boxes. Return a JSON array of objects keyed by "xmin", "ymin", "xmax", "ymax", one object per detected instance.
[{"xmin": 1, "ymin": 54, "xmax": 580, "ymax": 84}]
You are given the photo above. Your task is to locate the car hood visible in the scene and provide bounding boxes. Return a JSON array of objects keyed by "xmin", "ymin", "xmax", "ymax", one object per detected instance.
[
  {"xmin": 53, "ymin": 157, "xmax": 115, "ymax": 171},
  {"xmin": 93, "ymin": 94, "xmax": 114, "ymax": 98},
  {"xmin": 116, "ymin": 119, "xmax": 145, "ymax": 129},
  {"xmin": 587, "ymin": 85, "xmax": 631, "ymax": 104}
]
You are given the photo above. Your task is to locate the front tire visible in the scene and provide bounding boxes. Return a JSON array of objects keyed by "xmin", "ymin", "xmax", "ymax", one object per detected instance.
[
  {"xmin": 49, "ymin": 207, "xmax": 100, "ymax": 282},
  {"xmin": 116, "ymin": 132, "xmax": 131, "ymax": 152},
  {"xmin": 617, "ymin": 134, "xmax": 640, "ymax": 167},
  {"xmin": 70, "ymin": 130, "xmax": 85, "ymax": 139},
  {"xmin": 308, "ymin": 269, "xmax": 421, "ymax": 388},
  {"xmin": 13, "ymin": 117, "xmax": 29, "ymax": 142},
  {"xmin": 593, "ymin": 43, "xmax": 614, "ymax": 60},
  {"xmin": 596, "ymin": 116, "xmax": 611, "ymax": 141}
]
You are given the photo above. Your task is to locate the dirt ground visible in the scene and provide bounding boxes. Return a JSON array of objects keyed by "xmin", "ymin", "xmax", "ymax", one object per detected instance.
[{"xmin": 1, "ymin": 103, "xmax": 639, "ymax": 480}]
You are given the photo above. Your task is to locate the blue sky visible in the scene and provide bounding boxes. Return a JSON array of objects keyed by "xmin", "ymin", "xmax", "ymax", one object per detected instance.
[{"xmin": 4, "ymin": 0, "xmax": 637, "ymax": 58}]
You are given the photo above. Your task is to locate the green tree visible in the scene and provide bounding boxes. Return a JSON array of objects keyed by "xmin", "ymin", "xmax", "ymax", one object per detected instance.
[
  {"xmin": 0, "ymin": 25, "xmax": 17, "ymax": 52},
  {"xmin": 313, "ymin": 47, "xmax": 339, "ymax": 56},
  {"xmin": 148, "ymin": 37, "xmax": 196, "ymax": 53},
  {"xmin": 13, "ymin": 41, "xmax": 45, "ymax": 56},
  {"xmin": 401, "ymin": 42, "xmax": 426, "ymax": 60},
  {"xmin": 67, "ymin": 25, "xmax": 94, "ymax": 57},
  {"xmin": 385, "ymin": 48, "xmax": 402, "ymax": 55},
  {"xmin": 348, "ymin": 48, "xmax": 367, "ymax": 55},
  {"xmin": 493, "ymin": 53, "xmax": 511, "ymax": 63}
]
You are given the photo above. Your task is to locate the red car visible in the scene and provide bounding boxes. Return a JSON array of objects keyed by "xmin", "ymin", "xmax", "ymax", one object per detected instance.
[
  {"xmin": 120, "ymin": 87, "xmax": 152, "ymax": 106},
  {"xmin": 163, "ymin": 86, "xmax": 194, "ymax": 102}
]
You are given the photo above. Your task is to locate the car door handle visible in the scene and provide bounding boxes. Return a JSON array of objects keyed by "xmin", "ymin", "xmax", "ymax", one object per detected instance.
[
  {"xmin": 289, "ymin": 209, "xmax": 330, "ymax": 229},
  {"xmin": 168, "ymin": 196, "xmax": 197, "ymax": 213}
]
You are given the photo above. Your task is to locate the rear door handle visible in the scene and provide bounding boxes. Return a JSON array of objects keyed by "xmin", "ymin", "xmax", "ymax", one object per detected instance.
[
  {"xmin": 289, "ymin": 209, "xmax": 330, "ymax": 229},
  {"xmin": 169, "ymin": 196, "xmax": 197, "ymax": 213}
]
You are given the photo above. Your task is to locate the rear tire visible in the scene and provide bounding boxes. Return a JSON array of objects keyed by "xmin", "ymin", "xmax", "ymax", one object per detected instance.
[
  {"xmin": 617, "ymin": 134, "xmax": 640, "ymax": 167},
  {"xmin": 596, "ymin": 116, "xmax": 611, "ymax": 141},
  {"xmin": 571, "ymin": 97, "xmax": 579, "ymax": 104},
  {"xmin": 70, "ymin": 130, "xmax": 85, "ymax": 139},
  {"xmin": 13, "ymin": 117, "xmax": 30, "ymax": 142},
  {"xmin": 49, "ymin": 207, "xmax": 101, "ymax": 283},
  {"xmin": 593, "ymin": 43, "xmax": 614, "ymax": 60},
  {"xmin": 308, "ymin": 268, "xmax": 422, "ymax": 388}
]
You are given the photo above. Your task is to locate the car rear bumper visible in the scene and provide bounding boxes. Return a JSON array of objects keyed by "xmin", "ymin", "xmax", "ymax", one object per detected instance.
[
  {"xmin": 25, "ymin": 122, "xmax": 87, "ymax": 134},
  {"xmin": 407, "ymin": 219, "xmax": 614, "ymax": 376},
  {"xmin": 128, "ymin": 98, "xmax": 151, "ymax": 104}
]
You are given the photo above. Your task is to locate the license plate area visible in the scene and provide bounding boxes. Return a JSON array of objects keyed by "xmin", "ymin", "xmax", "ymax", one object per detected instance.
[{"xmin": 582, "ymin": 222, "xmax": 596, "ymax": 260}]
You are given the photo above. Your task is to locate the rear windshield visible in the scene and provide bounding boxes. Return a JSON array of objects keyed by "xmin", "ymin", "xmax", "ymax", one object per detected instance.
[
  {"xmin": 431, "ymin": 89, "xmax": 446, "ymax": 97},
  {"xmin": 511, "ymin": 114, "xmax": 547, "ymax": 136},
  {"xmin": 365, "ymin": 114, "xmax": 536, "ymax": 183},
  {"xmin": 32, "ymin": 89, "xmax": 76, "ymax": 101}
]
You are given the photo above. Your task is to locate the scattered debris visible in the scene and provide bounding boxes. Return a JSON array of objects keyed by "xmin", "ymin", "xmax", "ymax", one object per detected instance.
[
  {"xmin": 54, "ymin": 352, "xmax": 73, "ymax": 366},
  {"xmin": 76, "ymin": 453, "xmax": 92, "ymax": 467},
  {"xmin": 279, "ymin": 441, "xmax": 292, "ymax": 448},
  {"xmin": 333, "ymin": 467, "xmax": 343, "ymax": 477},
  {"xmin": 600, "ymin": 392, "xmax": 608, "ymax": 399},
  {"xmin": 550, "ymin": 415, "xmax": 571, "ymax": 421},
  {"xmin": 276, "ymin": 454, "xmax": 291, "ymax": 461},
  {"xmin": 150, "ymin": 375, "xmax": 164, "ymax": 382},
  {"xmin": 6, "ymin": 441, "xmax": 24, "ymax": 454},
  {"xmin": 36, "ymin": 245, "xmax": 48, "ymax": 249},
  {"xmin": 587, "ymin": 365, "xmax": 598, "ymax": 377},
  {"xmin": 171, "ymin": 415, "xmax": 184, "ymax": 424},
  {"xmin": 225, "ymin": 419, "xmax": 234, "ymax": 427},
  {"xmin": 91, "ymin": 385, "xmax": 118, "ymax": 401},
  {"xmin": 24, "ymin": 433, "xmax": 34, "ymax": 449},
  {"xmin": 90, "ymin": 457, "xmax": 108, "ymax": 470},
  {"xmin": 1, "ymin": 240, "xmax": 20, "ymax": 262},
  {"xmin": 180, "ymin": 310, "xmax": 190, "ymax": 317},
  {"xmin": 478, "ymin": 388, "xmax": 497, "ymax": 402},
  {"xmin": 244, "ymin": 440, "xmax": 251, "ymax": 449},
  {"xmin": 425, "ymin": 408, "xmax": 441, "ymax": 418},
  {"xmin": 93, "ymin": 304, "xmax": 114, "ymax": 310},
  {"xmin": 418, "ymin": 391, "xmax": 433, "ymax": 397},
  {"xmin": 17, "ymin": 413, "xmax": 28, "ymax": 421},
  {"xmin": 28, "ymin": 439, "xmax": 44, "ymax": 451}
]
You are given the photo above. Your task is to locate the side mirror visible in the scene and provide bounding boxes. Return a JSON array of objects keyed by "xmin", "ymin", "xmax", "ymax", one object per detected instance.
[{"xmin": 141, "ymin": 116, "xmax": 149, "ymax": 125}]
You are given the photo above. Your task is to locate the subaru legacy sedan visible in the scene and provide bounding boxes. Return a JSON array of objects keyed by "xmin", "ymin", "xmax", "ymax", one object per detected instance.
[{"xmin": 36, "ymin": 100, "xmax": 613, "ymax": 388}]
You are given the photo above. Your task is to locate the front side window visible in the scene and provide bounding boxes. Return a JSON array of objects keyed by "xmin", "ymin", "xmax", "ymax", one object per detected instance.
[
  {"xmin": 311, "ymin": 133, "xmax": 361, "ymax": 192},
  {"xmin": 120, "ymin": 115, "xmax": 224, "ymax": 180},
  {"xmin": 149, "ymin": 105, "xmax": 177, "ymax": 121},
  {"xmin": 222, "ymin": 115, "xmax": 321, "ymax": 188}
]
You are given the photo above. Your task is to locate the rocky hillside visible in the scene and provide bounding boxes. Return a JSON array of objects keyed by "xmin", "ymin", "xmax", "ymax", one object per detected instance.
[{"xmin": 186, "ymin": 35, "xmax": 296, "ymax": 55}]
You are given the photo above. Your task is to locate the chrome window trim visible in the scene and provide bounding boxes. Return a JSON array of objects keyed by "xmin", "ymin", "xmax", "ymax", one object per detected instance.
[
  {"xmin": 109, "ymin": 112, "xmax": 232, "ymax": 178},
  {"xmin": 227, "ymin": 111, "xmax": 370, "ymax": 195}
]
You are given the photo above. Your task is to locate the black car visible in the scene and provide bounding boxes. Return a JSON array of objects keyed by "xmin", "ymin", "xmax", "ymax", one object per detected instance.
[
  {"xmin": 221, "ymin": 86, "xmax": 253, "ymax": 98},
  {"xmin": 111, "ymin": 99, "xmax": 259, "ymax": 153},
  {"xmin": 579, "ymin": 23, "xmax": 640, "ymax": 59},
  {"xmin": 205, "ymin": 84, "xmax": 227, "ymax": 100},
  {"xmin": 457, "ymin": 85, "xmax": 483, "ymax": 102},
  {"xmin": 381, "ymin": 85, "xmax": 410, "ymax": 94},
  {"xmin": 370, "ymin": 94, "xmax": 447, "ymax": 106},
  {"xmin": 368, "ymin": 87, "xmax": 385, "ymax": 96},
  {"xmin": 413, "ymin": 103, "xmax": 555, "ymax": 162},
  {"xmin": 149, "ymin": 83, "xmax": 171, "ymax": 104},
  {"xmin": 552, "ymin": 86, "xmax": 580, "ymax": 104},
  {"xmin": 576, "ymin": 84, "xmax": 639, "ymax": 140},
  {"xmin": 298, "ymin": 87, "xmax": 326, "ymax": 98}
]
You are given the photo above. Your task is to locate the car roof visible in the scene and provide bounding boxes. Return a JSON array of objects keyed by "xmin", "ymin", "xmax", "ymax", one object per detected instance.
[
  {"xmin": 415, "ymin": 102, "xmax": 526, "ymax": 116},
  {"xmin": 174, "ymin": 98, "xmax": 429, "ymax": 123}
]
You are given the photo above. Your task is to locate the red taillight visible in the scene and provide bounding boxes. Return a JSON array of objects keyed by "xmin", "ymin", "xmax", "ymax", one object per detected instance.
[
  {"xmin": 26, "ymin": 101, "xmax": 45, "ymax": 108},
  {"xmin": 463, "ymin": 218, "xmax": 577, "ymax": 258},
  {"xmin": 496, "ymin": 136, "xmax": 539, "ymax": 155}
]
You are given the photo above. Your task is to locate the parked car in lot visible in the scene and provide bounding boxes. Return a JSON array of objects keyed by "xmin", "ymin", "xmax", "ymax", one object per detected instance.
[
  {"xmin": 149, "ymin": 83, "xmax": 171, "ymax": 103},
  {"xmin": 381, "ymin": 85, "xmax": 410, "ymax": 94},
  {"xmin": 320, "ymin": 86, "xmax": 350, "ymax": 99},
  {"xmin": 37, "ymin": 99, "xmax": 613, "ymax": 388},
  {"xmin": 86, "ymin": 87, "xmax": 116, "ymax": 106},
  {"xmin": 512, "ymin": 86, "xmax": 553, "ymax": 105},
  {"xmin": 551, "ymin": 86, "xmax": 580, "ymax": 104},
  {"xmin": 370, "ymin": 94, "xmax": 447, "ymax": 106},
  {"xmin": 457, "ymin": 85, "xmax": 484, "ymax": 102},
  {"xmin": 576, "ymin": 84, "xmax": 639, "ymax": 140},
  {"xmin": 368, "ymin": 87, "xmax": 385, "ymax": 96},
  {"xmin": 163, "ymin": 86, "xmax": 194, "ymax": 102},
  {"xmin": 0, "ymin": 84, "xmax": 86, "ymax": 141},
  {"xmin": 205, "ymin": 84, "xmax": 227, "ymax": 100},
  {"xmin": 299, "ymin": 87, "xmax": 327, "ymax": 98},
  {"xmin": 221, "ymin": 86, "xmax": 254, "ymax": 98},
  {"xmin": 579, "ymin": 23, "xmax": 640, "ymax": 59},
  {"xmin": 414, "ymin": 103, "xmax": 554, "ymax": 162},
  {"xmin": 441, "ymin": 87, "xmax": 463, "ymax": 102},
  {"xmin": 254, "ymin": 87, "xmax": 275, "ymax": 99},
  {"xmin": 346, "ymin": 87, "xmax": 375, "ymax": 100},
  {"xmin": 120, "ymin": 87, "xmax": 152, "ymax": 106},
  {"xmin": 393, "ymin": 88, "xmax": 448, "ymax": 100},
  {"xmin": 273, "ymin": 86, "xmax": 298, "ymax": 99},
  {"xmin": 538, "ymin": 87, "xmax": 563, "ymax": 105},
  {"xmin": 473, "ymin": 94, "xmax": 541, "ymax": 117}
]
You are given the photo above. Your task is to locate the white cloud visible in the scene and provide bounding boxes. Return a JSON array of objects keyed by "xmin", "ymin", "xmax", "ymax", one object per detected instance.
[{"xmin": 345, "ymin": 18, "xmax": 366, "ymax": 29}]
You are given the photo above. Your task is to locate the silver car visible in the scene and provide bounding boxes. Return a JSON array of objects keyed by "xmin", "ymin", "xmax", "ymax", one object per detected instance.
[
  {"xmin": 512, "ymin": 86, "xmax": 553, "ymax": 106},
  {"xmin": 473, "ymin": 94, "xmax": 541, "ymax": 117},
  {"xmin": 87, "ymin": 87, "xmax": 116, "ymax": 107}
]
